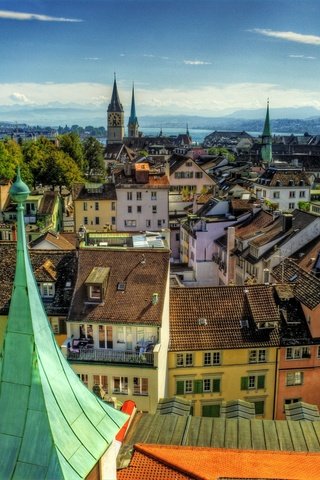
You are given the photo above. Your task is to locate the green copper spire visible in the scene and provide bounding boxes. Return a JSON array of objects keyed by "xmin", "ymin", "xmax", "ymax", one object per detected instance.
[
  {"xmin": 108, "ymin": 73, "xmax": 124, "ymax": 113},
  {"xmin": 128, "ymin": 83, "xmax": 139, "ymax": 137},
  {"xmin": 129, "ymin": 83, "xmax": 137, "ymax": 122},
  {"xmin": 0, "ymin": 172, "xmax": 127, "ymax": 479},
  {"xmin": 261, "ymin": 99, "xmax": 272, "ymax": 163}
]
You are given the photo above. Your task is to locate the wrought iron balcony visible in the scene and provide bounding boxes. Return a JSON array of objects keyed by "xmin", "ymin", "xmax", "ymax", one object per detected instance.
[{"xmin": 67, "ymin": 347, "xmax": 154, "ymax": 366}]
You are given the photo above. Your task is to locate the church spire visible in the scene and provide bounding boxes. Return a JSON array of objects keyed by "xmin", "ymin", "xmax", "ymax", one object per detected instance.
[
  {"xmin": 130, "ymin": 83, "xmax": 137, "ymax": 121},
  {"xmin": 0, "ymin": 170, "xmax": 127, "ymax": 479},
  {"xmin": 262, "ymin": 99, "xmax": 271, "ymax": 138},
  {"xmin": 108, "ymin": 73, "xmax": 124, "ymax": 112},
  {"xmin": 128, "ymin": 82, "xmax": 139, "ymax": 137},
  {"xmin": 107, "ymin": 74, "xmax": 125, "ymax": 144},
  {"xmin": 261, "ymin": 99, "xmax": 272, "ymax": 163}
]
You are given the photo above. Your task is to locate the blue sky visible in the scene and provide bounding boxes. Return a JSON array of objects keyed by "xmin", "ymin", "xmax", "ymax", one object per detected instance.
[{"xmin": 2, "ymin": 0, "xmax": 320, "ymax": 123}]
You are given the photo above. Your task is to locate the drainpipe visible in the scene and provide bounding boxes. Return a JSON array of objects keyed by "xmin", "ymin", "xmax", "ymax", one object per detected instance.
[{"xmin": 273, "ymin": 347, "xmax": 280, "ymax": 420}]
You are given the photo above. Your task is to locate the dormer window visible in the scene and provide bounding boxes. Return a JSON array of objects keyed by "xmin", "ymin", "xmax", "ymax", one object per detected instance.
[
  {"xmin": 90, "ymin": 285, "xmax": 101, "ymax": 299},
  {"xmin": 85, "ymin": 267, "xmax": 110, "ymax": 303},
  {"xmin": 39, "ymin": 282, "xmax": 55, "ymax": 298},
  {"xmin": 257, "ymin": 321, "xmax": 276, "ymax": 330}
]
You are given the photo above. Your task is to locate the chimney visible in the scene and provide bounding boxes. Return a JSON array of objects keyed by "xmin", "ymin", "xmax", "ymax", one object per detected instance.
[
  {"xmin": 135, "ymin": 163, "xmax": 150, "ymax": 183},
  {"xmin": 282, "ymin": 213, "xmax": 293, "ymax": 232},
  {"xmin": 124, "ymin": 162, "xmax": 132, "ymax": 177}
]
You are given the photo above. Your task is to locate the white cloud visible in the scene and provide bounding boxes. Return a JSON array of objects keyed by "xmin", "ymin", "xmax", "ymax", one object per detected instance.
[
  {"xmin": 289, "ymin": 54, "xmax": 316, "ymax": 59},
  {"xmin": 143, "ymin": 54, "xmax": 155, "ymax": 58},
  {"xmin": 9, "ymin": 92, "xmax": 31, "ymax": 103},
  {"xmin": 251, "ymin": 28, "xmax": 320, "ymax": 45},
  {"xmin": 84, "ymin": 57, "xmax": 100, "ymax": 61},
  {"xmin": 184, "ymin": 60, "xmax": 212, "ymax": 65},
  {"xmin": 2, "ymin": 81, "xmax": 320, "ymax": 116},
  {"xmin": 0, "ymin": 9, "xmax": 82, "ymax": 22}
]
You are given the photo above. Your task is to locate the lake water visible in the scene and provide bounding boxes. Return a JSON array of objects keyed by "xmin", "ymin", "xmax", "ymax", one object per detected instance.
[
  {"xmin": 102, "ymin": 128, "xmax": 293, "ymax": 146},
  {"xmin": 101, "ymin": 128, "xmax": 213, "ymax": 145},
  {"xmin": 140, "ymin": 127, "xmax": 212, "ymax": 144}
]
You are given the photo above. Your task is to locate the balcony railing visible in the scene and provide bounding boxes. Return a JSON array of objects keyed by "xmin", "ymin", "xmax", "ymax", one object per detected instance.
[{"xmin": 67, "ymin": 347, "xmax": 154, "ymax": 366}]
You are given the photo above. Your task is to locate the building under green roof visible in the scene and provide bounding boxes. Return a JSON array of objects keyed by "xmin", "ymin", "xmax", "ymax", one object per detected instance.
[{"xmin": 0, "ymin": 171, "xmax": 128, "ymax": 479}]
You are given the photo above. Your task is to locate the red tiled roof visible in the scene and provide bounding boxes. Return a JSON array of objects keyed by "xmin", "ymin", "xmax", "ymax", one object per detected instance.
[
  {"xmin": 235, "ymin": 210, "xmax": 274, "ymax": 240},
  {"xmin": 147, "ymin": 174, "xmax": 170, "ymax": 186},
  {"xmin": 272, "ymin": 260, "xmax": 320, "ymax": 310},
  {"xmin": 169, "ymin": 285, "xmax": 280, "ymax": 351},
  {"xmin": 269, "ymin": 171, "xmax": 311, "ymax": 187},
  {"xmin": 0, "ymin": 243, "xmax": 77, "ymax": 316},
  {"xmin": 29, "ymin": 231, "xmax": 76, "ymax": 250},
  {"xmin": 250, "ymin": 219, "xmax": 283, "ymax": 247},
  {"xmin": 121, "ymin": 444, "xmax": 320, "ymax": 480},
  {"xmin": 68, "ymin": 249, "xmax": 170, "ymax": 325},
  {"xmin": 117, "ymin": 449, "xmax": 191, "ymax": 480},
  {"xmin": 38, "ymin": 191, "xmax": 58, "ymax": 215}
]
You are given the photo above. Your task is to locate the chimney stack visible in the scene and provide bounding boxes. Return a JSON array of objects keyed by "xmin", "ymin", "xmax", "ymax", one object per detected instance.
[{"xmin": 282, "ymin": 213, "xmax": 293, "ymax": 232}]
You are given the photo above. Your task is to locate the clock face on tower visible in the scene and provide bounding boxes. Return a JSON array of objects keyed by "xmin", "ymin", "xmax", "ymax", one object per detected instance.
[{"xmin": 109, "ymin": 112, "xmax": 121, "ymax": 126}]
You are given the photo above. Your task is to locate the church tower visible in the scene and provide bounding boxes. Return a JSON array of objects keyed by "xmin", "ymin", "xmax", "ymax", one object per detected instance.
[
  {"xmin": 261, "ymin": 99, "xmax": 272, "ymax": 164},
  {"xmin": 128, "ymin": 83, "xmax": 139, "ymax": 138},
  {"xmin": 0, "ymin": 170, "xmax": 127, "ymax": 479},
  {"xmin": 107, "ymin": 74, "xmax": 125, "ymax": 145}
]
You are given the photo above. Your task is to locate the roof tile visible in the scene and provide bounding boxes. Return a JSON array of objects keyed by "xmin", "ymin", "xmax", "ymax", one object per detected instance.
[{"xmin": 169, "ymin": 285, "xmax": 280, "ymax": 351}]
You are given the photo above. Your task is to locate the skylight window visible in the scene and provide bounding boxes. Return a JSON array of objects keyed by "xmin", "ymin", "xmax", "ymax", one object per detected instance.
[
  {"xmin": 117, "ymin": 282, "xmax": 126, "ymax": 291},
  {"xmin": 289, "ymin": 274, "xmax": 298, "ymax": 282}
]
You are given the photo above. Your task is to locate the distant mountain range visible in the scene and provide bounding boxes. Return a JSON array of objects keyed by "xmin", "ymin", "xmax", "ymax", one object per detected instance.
[{"xmin": 2, "ymin": 103, "xmax": 320, "ymax": 134}]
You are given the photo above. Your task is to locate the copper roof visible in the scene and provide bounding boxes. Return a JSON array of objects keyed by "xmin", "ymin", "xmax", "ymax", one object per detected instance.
[
  {"xmin": 169, "ymin": 285, "xmax": 280, "ymax": 351},
  {"xmin": 68, "ymin": 248, "xmax": 170, "ymax": 325}
]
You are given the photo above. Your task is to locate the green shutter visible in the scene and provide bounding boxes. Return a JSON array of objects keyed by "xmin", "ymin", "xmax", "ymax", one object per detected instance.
[
  {"xmin": 257, "ymin": 375, "xmax": 265, "ymax": 389},
  {"xmin": 193, "ymin": 380, "xmax": 203, "ymax": 394},
  {"xmin": 176, "ymin": 381, "xmax": 184, "ymax": 395},
  {"xmin": 254, "ymin": 401, "xmax": 264, "ymax": 415},
  {"xmin": 212, "ymin": 379, "xmax": 220, "ymax": 393},
  {"xmin": 202, "ymin": 404, "xmax": 220, "ymax": 417},
  {"xmin": 241, "ymin": 377, "xmax": 248, "ymax": 390}
]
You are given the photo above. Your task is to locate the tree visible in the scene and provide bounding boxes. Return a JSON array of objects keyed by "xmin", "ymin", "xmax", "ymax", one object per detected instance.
[
  {"xmin": 58, "ymin": 132, "xmax": 85, "ymax": 172},
  {"xmin": 138, "ymin": 150, "xmax": 149, "ymax": 158},
  {"xmin": 298, "ymin": 201, "xmax": 310, "ymax": 212},
  {"xmin": 83, "ymin": 136, "xmax": 105, "ymax": 178},
  {"xmin": 46, "ymin": 150, "xmax": 83, "ymax": 192},
  {"xmin": 0, "ymin": 140, "xmax": 20, "ymax": 180},
  {"xmin": 22, "ymin": 137, "xmax": 55, "ymax": 188},
  {"xmin": 207, "ymin": 147, "xmax": 235, "ymax": 162}
]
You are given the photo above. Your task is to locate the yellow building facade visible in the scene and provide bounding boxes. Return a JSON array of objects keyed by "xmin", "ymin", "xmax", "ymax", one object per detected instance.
[
  {"xmin": 169, "ymin": 285, "xmax": 281, "ymax": 419},
  {"xmin": 168, "ymin": 346, "xmax": 278, "ymax": 418},
  {"xmin": 72, "ymin": 183, "xmax": 117, "ymax": 233}
]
